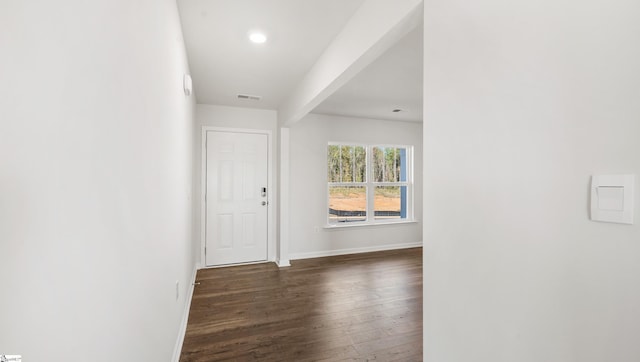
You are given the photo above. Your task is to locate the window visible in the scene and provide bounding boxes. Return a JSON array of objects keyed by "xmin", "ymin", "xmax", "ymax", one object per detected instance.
[{"xmin": 327, "ymin": 143, "xmax": 413, "ymax": 225}]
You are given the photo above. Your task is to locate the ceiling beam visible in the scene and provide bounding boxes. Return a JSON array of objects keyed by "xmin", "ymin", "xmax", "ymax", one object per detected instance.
[{"xmin": 277, "ymin": 0, "xmax": 423, "ymax": 127}]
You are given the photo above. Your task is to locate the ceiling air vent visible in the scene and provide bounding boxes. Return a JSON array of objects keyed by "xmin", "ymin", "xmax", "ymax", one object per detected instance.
[{"xmin": 237, "ymin": 94, "xmax": 262, "ymax": 101}]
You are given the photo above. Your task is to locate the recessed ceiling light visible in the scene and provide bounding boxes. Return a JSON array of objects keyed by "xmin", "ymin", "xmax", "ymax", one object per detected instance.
[{"xmin": 249, "ymin": 31, "xmax": 267, "ymax": 44}]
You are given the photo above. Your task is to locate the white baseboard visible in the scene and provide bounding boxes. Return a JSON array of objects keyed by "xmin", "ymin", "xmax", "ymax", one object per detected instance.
[
  {"xmin": 172, "ymin": 264, "xmax": 198, "ymax": 362},
  {"xmin": 289, "ymin": 241, "xmax": 423, "ymax": 261},
  {"xmin": 276, "ymin": 258, "xmax": 291, "ymax": 267}
]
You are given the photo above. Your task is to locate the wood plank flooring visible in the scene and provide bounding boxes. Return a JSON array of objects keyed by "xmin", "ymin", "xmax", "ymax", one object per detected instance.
[{"xmin": 180, "ymin": 248, "xmax": 422, "ymax": 361}]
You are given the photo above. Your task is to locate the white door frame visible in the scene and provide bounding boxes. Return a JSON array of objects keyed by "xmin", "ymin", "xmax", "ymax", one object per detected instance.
[{"xmin": 201, "ymin": 126, "xmax": 275, "ymax": 268}]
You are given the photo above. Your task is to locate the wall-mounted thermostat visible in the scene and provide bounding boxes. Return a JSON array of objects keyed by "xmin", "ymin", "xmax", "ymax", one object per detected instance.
[{"xmin": 590, "ymin": 174, "xmax": 635, "ymax": 224}]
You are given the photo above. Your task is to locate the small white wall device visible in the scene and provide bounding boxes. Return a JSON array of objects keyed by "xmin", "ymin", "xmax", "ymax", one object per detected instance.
[
  {"xmin": 590, "ymin": 174, "xmax": 635, "ymax": 224},
  {"xmin": 183, "ymin": 74, "xmax": 193, "ymax": 96}
]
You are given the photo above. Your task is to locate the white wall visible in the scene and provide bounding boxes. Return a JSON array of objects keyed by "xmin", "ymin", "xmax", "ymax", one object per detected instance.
[
  {"xmin": 194, "ymin": 104, "xmax": 278, "ymax": 265},
  {"xmin": 0, "ymin": 1, "xmax": 195, "ymax": 361},
  {"xmin": 289, "ymin": 113, "xmax": 422, "ymax": 258},
  {"xmin": 423, "ymin": 0, "xmax": 640, "ymax": 361}
]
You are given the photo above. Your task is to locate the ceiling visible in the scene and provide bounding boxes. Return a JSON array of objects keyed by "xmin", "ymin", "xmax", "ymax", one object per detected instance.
[
  {"xmin": 311, "ymin": 25, "xmax": 423, "ymax": 123},
  {"xmin": 178, "ymin": 0, "xmax": 423, "ymax": 122}
]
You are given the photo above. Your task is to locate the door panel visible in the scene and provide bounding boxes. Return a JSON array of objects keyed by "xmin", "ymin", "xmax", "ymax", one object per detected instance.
[{"xmin": 205, "ymin": 131, "xmax": 268, "ymax": 266}]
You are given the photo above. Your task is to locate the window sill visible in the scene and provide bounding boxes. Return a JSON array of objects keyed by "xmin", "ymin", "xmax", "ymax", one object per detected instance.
[{"xmin": 324, "ymin": 219, "xmax": 418, "ymax": 230}]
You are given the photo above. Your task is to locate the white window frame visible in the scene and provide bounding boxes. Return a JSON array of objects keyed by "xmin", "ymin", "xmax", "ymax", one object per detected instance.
[{"xmin": 326, "ymin": 142, "xmax": 414, "ymax": 227}]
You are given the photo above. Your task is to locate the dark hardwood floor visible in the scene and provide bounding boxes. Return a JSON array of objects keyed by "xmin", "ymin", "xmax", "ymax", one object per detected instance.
[{"xmin": 180, "ymin": 248, "xmax": 423, "ymax": 361}]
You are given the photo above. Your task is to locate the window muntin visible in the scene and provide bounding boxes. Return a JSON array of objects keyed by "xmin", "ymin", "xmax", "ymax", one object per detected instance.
[{"xmin": 327, "ymin": 143, "xmax": 412, "ymax": 225}]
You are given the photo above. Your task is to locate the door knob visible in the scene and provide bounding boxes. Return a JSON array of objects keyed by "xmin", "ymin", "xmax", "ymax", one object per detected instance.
[{"xmin": 262, "ymin": 201, "xmax": 268, "ymax": 206}]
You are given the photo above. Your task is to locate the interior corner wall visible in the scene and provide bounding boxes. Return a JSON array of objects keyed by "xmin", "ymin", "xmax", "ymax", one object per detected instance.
[
  {"xmin": 288, "ymin": 113, "xmax": 423, "ymax": 258},
  {"xmin": 423, "ymin": 1, "xmax": 640, "ymax": 361},
  {"xmin": 0, "ymin": 1, "xmax": 195, "ymax": 361},
  {"xmin": 194, "ymin": 104, "xmax": 278, "ymax": 265}
]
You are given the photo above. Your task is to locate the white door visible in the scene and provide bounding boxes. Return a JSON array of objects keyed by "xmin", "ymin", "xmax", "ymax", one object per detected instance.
[{"xmin": 205, "ymin": 131, "xmax": 268, "ymax": 266}]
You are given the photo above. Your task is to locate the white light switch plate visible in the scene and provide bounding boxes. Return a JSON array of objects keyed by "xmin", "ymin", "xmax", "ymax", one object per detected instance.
[{"xmin": 590, "ymin": 174, "xmax": 635, "ymax": 224}]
